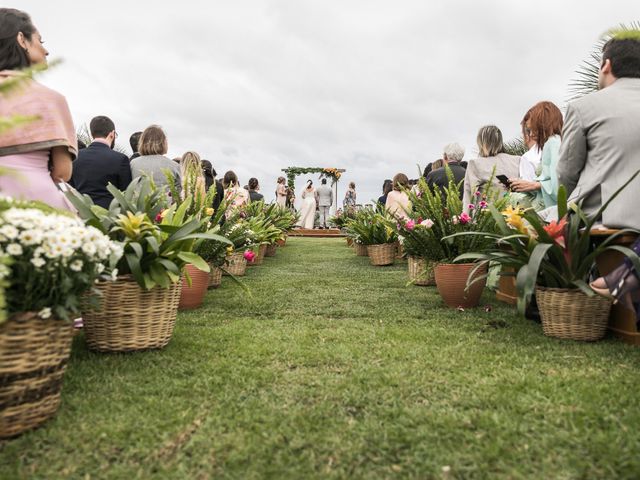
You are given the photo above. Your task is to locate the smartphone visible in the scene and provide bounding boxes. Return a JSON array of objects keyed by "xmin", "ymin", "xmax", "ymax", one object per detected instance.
[{"xmin": 496, "ymin": 175, "xmax": 511, "ymax": 188}]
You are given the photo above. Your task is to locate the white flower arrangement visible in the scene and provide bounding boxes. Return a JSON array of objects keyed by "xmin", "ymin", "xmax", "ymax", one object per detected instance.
[{"xmin": 0, "ymin": 203, "xmax": 123, "ymax": 323}]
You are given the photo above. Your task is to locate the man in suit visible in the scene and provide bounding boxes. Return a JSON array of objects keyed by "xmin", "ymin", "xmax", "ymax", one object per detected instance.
[
  {"xmin": 70, "ymin": 116, "xmax": 132, "ymax": 209},
  {"xmin": 316, "ymin": 178, "xmax": 333, "ymax": 229},
  {"xmin": 557, "ymin": 33, "xmax": 640, "ymax": 229},
  {"xmin": 426, "ymin": 142, "xmax": 466, "ymax": 198}
]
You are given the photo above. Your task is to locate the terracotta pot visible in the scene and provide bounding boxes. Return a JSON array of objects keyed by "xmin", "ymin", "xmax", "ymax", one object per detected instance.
[
  {"xmin": 179, "ymin": 264, "xmax": 210, "ymax": 309},
  {"xmin": 208, "ymin": 264, "xmax": 222, "ymax": 289},
  {"xmin": 276, "ymin": 237, "xmax": 287, "ymax": 247},
  {"xmin": 346, "ymin": 238, "xmax": 353, "ymax": 247},
  {"xmin": 434, "ymin": 263, "xmax": 487, "ymax": 308},
  {"xmin": 265, "ymin": 244, "xmax": 277, "ymax": 257}
]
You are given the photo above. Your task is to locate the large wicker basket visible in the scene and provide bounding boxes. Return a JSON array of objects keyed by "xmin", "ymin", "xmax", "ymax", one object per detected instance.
[
  {"xmin": 536, "ymin": 286, "xmax": 612, "ymax": 341},
  {"xmin": 223, "ymin": 251, "xmax": 247, "ymax": 276},
  {"xmin": 81, "ymin": 276, "xmax": 181, "ymax": 352},
  {"xmin": 1, "ymin": 313, "xmax": 74, "ymax": 439},
  {"xmin": 265, "ymin": 244, "xmax": 277, "ymax": 257},
  {"xmin": 408, "ymin": 256, "xmax": 436, "ymax": 286},
  {"xmin": 367, "ymin": 243, "xmax": 396, "ymax": 266},
  {"xmin": 208, "ymin": 265, "xmax": 222, "ymax": 289},
  {"xmin": 354, "ymin": 243, "xmax": 368, "ymax": 256},
  {"xmin": 250, "ymin": 244, "xmax": 268, "ymax": 266}
]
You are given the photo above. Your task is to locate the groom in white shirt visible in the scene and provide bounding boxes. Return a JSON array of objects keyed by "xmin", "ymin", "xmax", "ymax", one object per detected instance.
[{"xmin": 316, "ymin": 179, "xmax": 333, "ymax": 229}]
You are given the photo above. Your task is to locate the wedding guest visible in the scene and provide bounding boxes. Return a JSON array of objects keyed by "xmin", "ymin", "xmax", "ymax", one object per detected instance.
[
  {"xmin": 426, "ymin": 143, "xmax": 466, "ymax": 196},
  {"xmin": 180, "ymin": 151, "xmax": 205, "ymax": 201},
  {"xmin": 316, "ymin": 178, "xmax": 333, "ymax": 228},
  {"xmin": 378, "ymin": 179, "xmax": 393, "ymax": 206},
  {"xmin": 462, "ymin": 125, "xmax": 520, "ymax": 209},
  {"xmin": 386, "ymin": 173, "xmax": 411, "ymax": 219},
  {"xmin": 509, "ymin": 101, "xmax": 563, "ymax": 210},
  {"xmin": 343, "ymin": 181, "xmax": 357, "ymax": 210},
  {"xmin": 276, "ymin": 176, "xmax": 287, "ymax": 206},
  {"xmin": 517, "ymin": 109, "xmax": 542, "ymax": 181},
  {"xmin": 248, "ymin": 177, "xmax": 264, "ymax": 202},
  {"xmin": 202, "ymin": 159, "xmax": 224, "ymax": 212},
  {"xmin": 130, "ymin": 125, "xmax": 180, "ymax": 194},
  {"xmin": 285, "ymin": 186, "xmax": 296, "ymax": 209},
  {"xmin": 129, "ymin": 131, "xmax": 142, "ymax": 160},
  {"xmin": 70, "ymin": 116, "xmax": 131, "ymax": 209},
  {"xmin": 557, "ymin": 32, "xmax": 640, "ymax": 229},
  {"xmin": 0, "ymin": 8, "xmax": 77, "ymax": 210},
  {"xmin": 77, "ymin": 139, "xmax": 86, "ymax": 150},
  {"xmin": 223, "ymin": 170, "xmax": 249, "ymax": 210}
]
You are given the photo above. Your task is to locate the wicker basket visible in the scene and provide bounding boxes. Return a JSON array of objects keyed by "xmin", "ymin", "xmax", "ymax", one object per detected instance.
[
  {"xmin": 250, "ymin": 244, "xmax": 268, "ymax": 266},
  {"xmin": 81, "ymin": 276, "xmax": 181, "ymax": 352},
  {"xmin": 354, "ymin": 243, "xmax": 368, "ymax": 256},
  {"xmin": 367, "ymin": 243, "xmax": 396, "ymax": 266},
  {"xmin": 208, "ymin": 265, "xmax": 223, "ymax": 289},
  {"xmin": 265, "ymin": 244, "xmax": 277, "ymax": 257},
  {"xmin": 346, "ymin": 238, "xmax": 353, "ymax": 247},
  {"xmin": 536, "ymin": 286, "xmax": 612, "ymax": 341},
  {"xmin": 223, "ymin": 251, "xmax": 247, "ymax": 276},
  {"xmin": 276, "ymin": 237, "xmax": 287, "ymax": 247},
  {"xmin": 396, "ymin": 241, "xmax": 404, "ymax": 259},
  {"xmin": 1, "ymin": 313, "xmax": 74, "ymax": 439},
  {"xmin": 408, "ymin": 256, "xmax": 436, "ymax": 286}
]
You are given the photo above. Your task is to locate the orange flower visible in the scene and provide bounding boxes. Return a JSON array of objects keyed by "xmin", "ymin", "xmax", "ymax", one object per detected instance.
[{"xmin": 543, "ymin": 217, "xmax": 567, "ymax": 248}]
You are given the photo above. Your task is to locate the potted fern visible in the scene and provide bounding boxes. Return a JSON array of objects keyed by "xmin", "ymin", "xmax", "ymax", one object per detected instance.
[{"xmin": 346, "ymin": 207, "xmax": 398, "ymax": 266}]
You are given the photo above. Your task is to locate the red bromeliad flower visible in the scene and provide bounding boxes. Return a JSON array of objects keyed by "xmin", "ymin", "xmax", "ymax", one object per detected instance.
[
  {"xmin": 459, "ymin": 212, "xmax": 471, "ymax": 225},
  {"xmin": 243, "ymin": 250, "xmax": 256, "ymax": 263},
  {"xmin": 543, "ymin": 217, "xmax": 567, "ymax": 248},
  {"xmin": 405, "ymin": 220, "xmax": 415, "ymax": 231}
]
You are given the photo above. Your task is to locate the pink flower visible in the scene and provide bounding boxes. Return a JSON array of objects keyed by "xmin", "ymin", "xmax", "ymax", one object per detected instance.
[
  {"xmin": 475, "ymin": 191, "xmax": 481, "ymax": 197},
  {"xmin": 405, "ymin": 220, "xmax": 415, "ymax": 231},
  {"xmin": 468, "ymin": 204, "xmax": 475, "ymax": 210},
  {"xmin": 243, "ymin": 250, "xmax": 256, "ymax": 263},
  {"xmin": 479, "ymin": 200, "xmax": 488, "ymax": 209},
  {"xmin": 459, "ymin": 212, "xmax": 472, "ymax": 225},
  {"xmin": 420, "ymin": 219, "xmax": 434, "ymax": 228},
  {"xmin": 155, "ymin": 209, "xmax": 165, "ymax": 223}
]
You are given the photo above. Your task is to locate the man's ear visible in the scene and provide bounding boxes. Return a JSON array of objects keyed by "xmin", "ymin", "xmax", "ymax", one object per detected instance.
[{"xmin": 601, "ymin": 58, "xmax": 612, "ymax": 74}]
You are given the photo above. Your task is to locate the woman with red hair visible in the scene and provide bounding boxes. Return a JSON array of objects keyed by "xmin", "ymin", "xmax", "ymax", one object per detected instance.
[{"xmin": 509, "ymin": 101, "xmax": 563, "ymax": 210}]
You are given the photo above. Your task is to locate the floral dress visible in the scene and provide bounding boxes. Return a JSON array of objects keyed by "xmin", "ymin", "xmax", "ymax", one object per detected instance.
[{"xmin": 343, "ymin": 188, "xmax": 356, "ymax": 209}]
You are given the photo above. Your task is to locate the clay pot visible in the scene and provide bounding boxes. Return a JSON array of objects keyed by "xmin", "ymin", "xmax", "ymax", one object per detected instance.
[
  {"xmin": 179, "ymin": 264, "xmax": 210, "ymax": 309},
  {"xmin": 434, "ymin": 263, "xmax": 487, "ymax": 308}
]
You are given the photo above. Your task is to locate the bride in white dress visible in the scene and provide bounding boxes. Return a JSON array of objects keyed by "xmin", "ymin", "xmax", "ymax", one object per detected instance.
[{"xmin": 298, "ymin": 180, "xmax": 317, "ymax": 229}]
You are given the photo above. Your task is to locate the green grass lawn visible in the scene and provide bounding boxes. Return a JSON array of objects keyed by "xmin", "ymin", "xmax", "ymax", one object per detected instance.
[{"xmin": 2, "ymin": 237, "xmax": 640, "ymax": 479}]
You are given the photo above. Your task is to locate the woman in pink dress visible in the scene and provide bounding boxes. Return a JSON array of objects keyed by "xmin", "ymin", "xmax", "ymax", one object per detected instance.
[
  {"xmin": 0, "ymin": 9, "xmax": 77, "ymax": 211},
  {"xmin": 275, "ymin": 176, "xmax": 287, "ymax": 207},
  {"xmin": 385, "ymin": 173, "xmax": 411, "ymax": 219}
]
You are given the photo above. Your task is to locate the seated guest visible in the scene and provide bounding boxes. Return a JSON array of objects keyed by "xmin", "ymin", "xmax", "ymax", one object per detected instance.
[
  {"xmin": 462, "ymin": 125, "xmax": 520, "ymax": 209},
  {"xmin": 426, "ymin": 143, "xmax": 466, "ymax": 196},
  {"xmin": 377, "ymin": 179, "xmax": 392, "ymax": 206},
  {"xmin": 509, "ymin": 101, "xmax": 563, "ymax": 210},
  {"xmin": 386, "ymin": 173, "xmax": 411, "ymax": 219},
  {"xmin": 201, "ymin": 159, "xmax": 215, "ymax": 191},
  {"xmin": 129, "ymin": 131, "xmax": 142, "ymax": 160},
  {"xmin": 248, "ymin": 177, "xmax": 264, "ymax": 202},
  {"xmin": 70, "ymin": 115, "xmax": 131, "ymax": 209},
  {"xmin": 180, "ymin": 151, "xmax": 205, "ymax": 201},
  {"xmin": 557, "ymin": 32, "xmax": 640, "ymax": 230},
  {"xmin": 130, "ymin": 125, "xmax": 180, "ymax": 195},
  {"xmin": 202, "ymin": 160, "xmax": 224, "ymax": 212},
  {"xmin": 223, "ymin": 170, "xmax": 249, "ymax": 210},
  {"xmin": 517, "ymin": 109, "xmax": 541, "ymax": 181}
]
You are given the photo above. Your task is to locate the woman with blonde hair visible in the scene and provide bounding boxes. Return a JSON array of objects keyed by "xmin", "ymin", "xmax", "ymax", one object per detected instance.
[
  {"xmin": 343, "ymin": 181, "xmax": 357, "ymax": 210},
  {"xmin": 130, "ymin": 124, "xmax": 180, "ymax": 194},
  {"xmin": 461, "ymin": 125, "xmax": 521, "ymax": 209},
  {"xmin": 180, "ymin": 151, "xmax": 206, "ymax": 203},
  {"xmin": 0, "ymin": 9, "xmax": 77, "ymax": 210},
  {"xmin": 386, "ymin": 173, "xmax": 411, "ymax": 219}
]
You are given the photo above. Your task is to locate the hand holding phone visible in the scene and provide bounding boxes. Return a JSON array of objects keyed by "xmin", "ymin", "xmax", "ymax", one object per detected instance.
[{"xmin": 496, "ymin": 175, "xmax": 511, "ymax": 189}]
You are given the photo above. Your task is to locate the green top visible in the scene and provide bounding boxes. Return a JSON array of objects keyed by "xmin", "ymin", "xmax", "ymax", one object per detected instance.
[{"xmin": 536, "ymin": 135, "xmax": 561, "ymax": 209}]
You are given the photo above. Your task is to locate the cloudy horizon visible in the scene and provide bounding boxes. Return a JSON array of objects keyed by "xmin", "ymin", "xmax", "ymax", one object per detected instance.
[{"xmin": 17, "ymin": 0, "xmax": 638, "ymax": 207}]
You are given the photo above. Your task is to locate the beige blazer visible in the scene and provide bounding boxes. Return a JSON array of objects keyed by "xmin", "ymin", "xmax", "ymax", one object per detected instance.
[
  {"xmin": 462, "ymin": 153, "xmax": 520, "ymax": 208},
  {"xmin": 557, "ymin": 78, "xmax": 640, "ymax": 229}
]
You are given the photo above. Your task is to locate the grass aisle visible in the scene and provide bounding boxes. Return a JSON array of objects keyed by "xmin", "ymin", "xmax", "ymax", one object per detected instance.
[{"xmin": 2, "ymin": 237, "xmax": 640, "ymax": 479}]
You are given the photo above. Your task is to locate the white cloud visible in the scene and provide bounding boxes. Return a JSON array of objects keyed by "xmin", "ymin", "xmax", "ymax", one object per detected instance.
[{"xmin": 19, "ymin": 0, "xmax": 639, "ymax": 204}]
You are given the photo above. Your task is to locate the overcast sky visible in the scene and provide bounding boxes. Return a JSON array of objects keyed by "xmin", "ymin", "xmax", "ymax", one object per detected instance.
[{"xmin": 18, "ymin": 0, "xmax": 638, "ymax": 206}]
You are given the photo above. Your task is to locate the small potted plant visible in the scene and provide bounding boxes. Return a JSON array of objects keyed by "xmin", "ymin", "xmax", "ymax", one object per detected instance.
[
  {"xmin": 0, "ymin": 197, "xmax": 121, "ymax": 437},
  {"xmin": 452, "ymin": 175, "xmax": 640, "ymax": 341},
  {"xmin": 410, "ymin": 170, "xmax": 506, "ymax": 308},
  {"xmin": 346, "ymin": 207, "xmax": 398, "ymax": 266}
]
